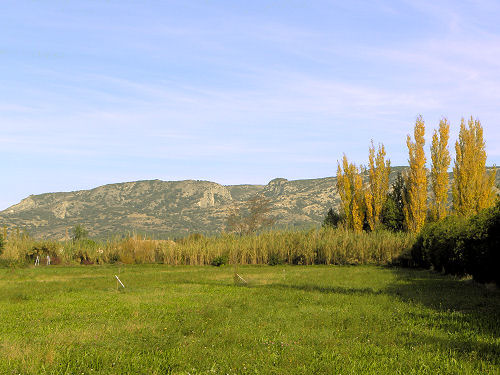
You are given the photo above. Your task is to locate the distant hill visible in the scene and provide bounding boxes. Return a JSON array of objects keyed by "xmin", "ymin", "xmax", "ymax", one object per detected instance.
[{"xmin": 0, "ymin": 167, "xmax": 498, "ymax": 239}]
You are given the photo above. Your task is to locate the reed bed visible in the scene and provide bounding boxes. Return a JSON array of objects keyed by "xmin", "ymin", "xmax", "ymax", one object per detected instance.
[{"xmin": 0, "ymin": 228, "xmax": 415, "ymax": 266}]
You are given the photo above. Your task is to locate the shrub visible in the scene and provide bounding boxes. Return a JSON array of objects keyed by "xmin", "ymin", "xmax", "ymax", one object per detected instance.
[
  {"xmin": 211, "ymin": 254, "xmax": 229, "ymax": 267},
  {"xmin": 410, "ymin": 216, "xmax": 468, "ymax": 274},
  {"xmin": 27, "ymin": 241, "xmax": 62, "ymax": 264},
  {"xmin": 464, "ymin": 201, "xmax": 500, "ymax": 284},
  {"xmin": 410, "ymin": 201, "xmax": 500, "ymax": 285},
  {"xmin": 268, "ymin": 253, "xmax": 283, "ymax": 266},
  {"xmin": 323, "ymin": 208, "xmax": 344, "ymax": 229},
  {"xmin": 292, "ymin": 253, "xmax": 306, "ymax": 265},
  {"xmin": 0, "ymin": 234, "xmax": 4, "ymax": 257},
  {"xmin": 71, "ymin": 224, "xmax": 89, "ymax": 242},
  {"xmin": 107, "ymin": 252, "xmax": 120, "ymax": 264}
]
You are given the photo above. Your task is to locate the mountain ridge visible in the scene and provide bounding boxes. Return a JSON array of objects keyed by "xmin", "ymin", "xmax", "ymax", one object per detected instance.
[{"xmin": 1, "ymin": 167, "xmax": 498, "ymax": 239}]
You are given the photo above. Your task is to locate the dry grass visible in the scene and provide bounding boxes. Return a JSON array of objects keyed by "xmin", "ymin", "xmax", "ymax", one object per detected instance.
[{"xmin": 1, "ymin": 227, "xmax": 415, "ymax": 266}]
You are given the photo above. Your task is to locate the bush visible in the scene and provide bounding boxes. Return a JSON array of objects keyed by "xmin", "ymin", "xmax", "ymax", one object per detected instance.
[
  {"xmin": 211, "ymin": 255, "xmax": 229, "ymax": 267},
  {"xmin": 0, "ymin": 234, "xmax": 4, "ymax": 257},
  {"xmin": 323, "ymin": 208, "xmax": 344, "ymax": 229},
  {"xmin": 464, "ymin": 202, "xmax": 500, "ymax": 284},
  {"xmin": 410, "ymin": 216, "xmax": 468, "ymax": 274},
  {"xmin": 268, "ymin": 253, "xmax": 283, "ymax": 266},
  {"xmin": 410, "ymin": 202, "xmax": 500, "ymax": 285},
  {"xmin": 71, "ymin": 224, "xmax": 89, "ymax": 242},
  {"xmin": 292, "ymin": 253, "xmax": 306, "ymax": 265},
  {"xmin": 26, "ymin": 241, "xmax": 62, "ymax": 263},
  {"xmin": 107, "ymin": 252, "xmax": 120, "ymax": 264},
  {"xmin": 73, "ymin": 238, "xmax": 99, "ymax": 264}
]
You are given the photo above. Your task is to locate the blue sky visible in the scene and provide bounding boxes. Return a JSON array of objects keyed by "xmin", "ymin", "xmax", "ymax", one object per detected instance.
[{"xmin": 1, "ymin": 0, "xmax": 499, "ymax": 209}]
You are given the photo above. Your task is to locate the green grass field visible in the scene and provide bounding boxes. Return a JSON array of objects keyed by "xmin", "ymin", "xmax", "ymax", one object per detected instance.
[{"xmin": 0, "ymin": 265, "xmax": 498, "ymax": 374}]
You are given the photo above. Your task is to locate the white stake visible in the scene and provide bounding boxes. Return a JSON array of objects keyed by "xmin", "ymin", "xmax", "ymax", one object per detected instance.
[
  {"xmin": 235, "ymin": 273, "xmax": 247, "ymax": 284},
  {"xmin": 115, "ymin": 275, "xmax": 125, "ymax": 288}
]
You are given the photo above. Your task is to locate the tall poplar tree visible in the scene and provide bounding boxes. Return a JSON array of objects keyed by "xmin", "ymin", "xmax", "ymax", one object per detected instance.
[
  {"xmin": 452, "ymin": 117, "xmax": 496, "ymax": 216},
  {"xmin": 365, "ymin": 141, "xmax": 391, "ymax": 230},
  {"xmin": 403, "ymin": 116, "xmax": 427, "ymax": 232},
  {"xmin": 336, "ymin": 155, "xmax": 364, "ymax": 232},
  {"xmin": 430, "ymin": 118, "xmax": 451, "ymax": 221}
]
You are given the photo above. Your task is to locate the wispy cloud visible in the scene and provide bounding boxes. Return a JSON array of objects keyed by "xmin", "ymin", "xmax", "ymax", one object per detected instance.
[{"xmin": 1, "ymin": 0, "xmax": 499, "ymax": 209}]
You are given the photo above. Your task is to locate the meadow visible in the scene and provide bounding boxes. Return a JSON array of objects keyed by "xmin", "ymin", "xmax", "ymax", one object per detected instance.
[{"xmin": 0, "ymin": 264, "xmax": 498, "ymax": 374}]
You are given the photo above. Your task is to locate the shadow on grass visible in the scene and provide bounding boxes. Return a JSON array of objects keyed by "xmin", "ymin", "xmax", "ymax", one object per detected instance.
[
  {"xmin": 384, "ymin": 267, "xmax": 500, "ymax": 364},
  {"xmin": 173, "ymin": 277, "xmax": 382, "ymax": 296},
  {"xmin": 160, "ymin": 267, "xmax": 500, "ymax": 364},
  {"xmin": 257, "ymin": 282, "xmax": 383, "ymax": 296}
]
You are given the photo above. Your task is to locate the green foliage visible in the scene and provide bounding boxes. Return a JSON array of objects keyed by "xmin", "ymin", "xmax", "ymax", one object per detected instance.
[
  {"xmin": 322, "ymin": 208, "xmax": 344, "ymax": 228},
  {"xmin": 381, "ymin": 196, "xmax": 403, "ymax": 231},
  {"xmin": 381, "ymin": 172, "xmax": 406, "ymax": 232},
  {"xmin": 74, "ymin": 238, "xmax": 100, "ymax": 264},
  {"xmin": 292, "ymin": 253, "xmax": 307, "ymax": 265},
  {"xmin": 463, "ymin": 201, "xmax": 500, "ymax": 284},
  {"xmin": 410, "ymin": 216, "xmax": 468, "ymax": 274},
  {"xmin": 267, "ymin": 253, "xmax": 283, "ymax": 266},
  {"xmin": 71, "ymin": 224, "xmax": 89, "ymax": 242},
  {"xmin": 210, "ymin": 254, "xmax": 229, "ymax": 266},
  {"xmin": 411, "ymin": 202, "xmax": 500, "ymax": 284},
  {"xmin": 26, "ymin": 241, "xmax": 62, "ymax": 264},
  {"xmin": 0, "ymin": 234, "xmax": 4, "ymax": 256}
]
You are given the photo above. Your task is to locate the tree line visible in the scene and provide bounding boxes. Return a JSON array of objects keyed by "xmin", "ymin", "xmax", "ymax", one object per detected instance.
[{"xmin": 333, "ymin": 116, "xmax": 497, "ymax": 233}]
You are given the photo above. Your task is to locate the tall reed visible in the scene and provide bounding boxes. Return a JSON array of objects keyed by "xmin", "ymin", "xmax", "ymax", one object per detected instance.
[{"xmin": 0, "ymin": 227, "xmax": 415, "ymax": 266}]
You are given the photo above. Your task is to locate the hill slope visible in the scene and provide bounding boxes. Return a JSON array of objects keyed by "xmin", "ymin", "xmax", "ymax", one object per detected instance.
[
  {"xmin": 1, "ymin": 167, "xmax": 498, "ymax": 239},
  {"xmin": 0, "ymin": 177, "xmax": 337, "ymax": 238}
]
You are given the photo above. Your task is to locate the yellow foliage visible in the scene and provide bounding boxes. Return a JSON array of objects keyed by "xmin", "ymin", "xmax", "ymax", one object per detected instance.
[
  {"xmin": 365, "ymin": 141, "xmax": 391, "ymax": 230},
  {"xmin": 336, "ymin": 154, "xmax": 364, "ymax": 232},
  {"xmin": 452, "ymin": 117, "xmax": 496, "ymax": 216},
  {"xmin": 430, "ymin": 118, "xmax": 451, "ymax": 221},
  {"xmin": 364, "ymin": 189, "xmax": 374, "ymax": 231},
  {"xmin": 404, "ymin": 116, "xmax": 427, "ymax": 233}
]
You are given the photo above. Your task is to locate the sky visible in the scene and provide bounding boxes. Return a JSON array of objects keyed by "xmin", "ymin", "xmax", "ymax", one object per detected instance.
[{"xmin": 1, "ymin": 0, "xmax": 499, "ymax": 209}]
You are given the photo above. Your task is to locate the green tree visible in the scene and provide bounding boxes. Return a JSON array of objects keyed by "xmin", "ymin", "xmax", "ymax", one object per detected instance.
[
  {"xmin": 71, "ymin": 224, "xmax": 89, "ymax": 242},
  {"xmin": 323, "ymin": 208, "xmax": 344, "ymax": 228},
  {"xmin": 381, "ymin": 172, "xmax": 407, "ymax": 231}
]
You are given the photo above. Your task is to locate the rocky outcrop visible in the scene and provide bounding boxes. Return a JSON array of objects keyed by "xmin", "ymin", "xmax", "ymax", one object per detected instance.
[{"xmin": 0, "ymin": 167, "xmax": 498, "ymax": 239}]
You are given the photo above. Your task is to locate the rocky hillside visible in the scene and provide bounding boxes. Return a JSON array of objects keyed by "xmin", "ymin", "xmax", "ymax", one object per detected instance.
[
  {"xmin": 0, "ymin": 177, "xmax": 337, "ymax": 239},
  {"xmin": 1, "ymin": 167, "xmax": 498, "ymax": 239}
]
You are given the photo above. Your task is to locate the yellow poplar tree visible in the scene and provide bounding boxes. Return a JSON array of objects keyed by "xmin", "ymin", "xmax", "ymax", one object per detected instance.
[
  {"xmin": 365, "ymin": 141, "xmax": 391, "ymax": 230},
  {"xmin": 452, "ymin": 117, "xmax": 497, "ymax": 216},
  {"xmin": 430, "ymin": 118, "xmax": 451, "ymax": 221},
  {"xmin": 336, "ymin": 154, "xmax": 364, "ymax": 232},
  {"xmin": 403, "ymin": 116, "xmax": 427, "ymax": 232}
]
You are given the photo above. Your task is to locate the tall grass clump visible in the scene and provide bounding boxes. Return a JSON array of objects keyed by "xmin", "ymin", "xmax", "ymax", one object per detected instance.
[{"xmin": 0, "ymin": 227, "xmax": 415, "ymax": 267}]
